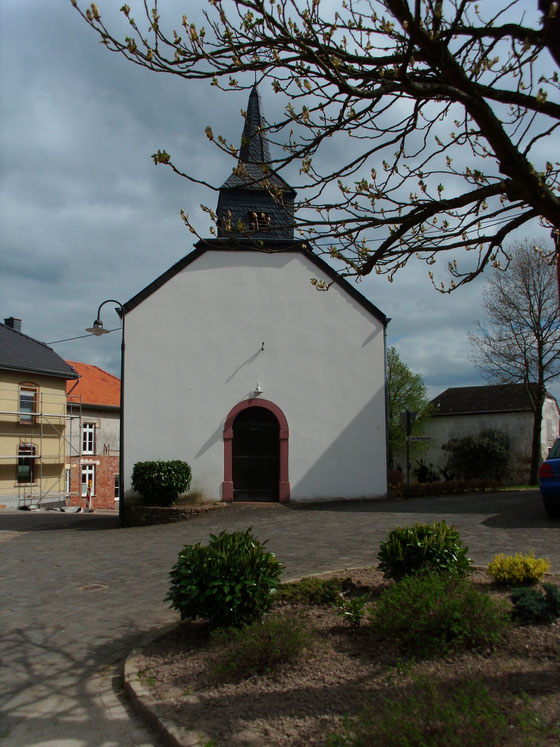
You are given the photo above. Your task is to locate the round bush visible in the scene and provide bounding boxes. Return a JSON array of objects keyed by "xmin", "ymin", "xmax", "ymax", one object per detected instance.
[
  {"xmin": 131, "ymin": 460, "xmax": 192, "ymax": 506},
  {"xmin": 510, "ymin": 584, "xmax": 560, "ymax": 624},
  {"xmin": 377, "ymin": 520, "xmax": 473, "ymax": 581},
  {"xmin": 487, "ymin": 552, "xmax": 550, "ymax": 585},
  {"xmin": 166, "ymin": 528, "xmax": 283, "ymax": 628}
]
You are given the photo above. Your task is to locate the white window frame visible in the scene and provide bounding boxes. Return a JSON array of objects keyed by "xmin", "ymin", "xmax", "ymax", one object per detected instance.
[
  {"xmin": 114, "ymin": 474, "xmax": 120, "ymax": 501},
  {"xmin": 81, "ymin": 464, "xmax": 96, "ymax": 496},
  {"xmin": 82, "ymin": 423, "xmax": 95, "ymax": 455},
  {"xmin": 17, "ymin": 443, "xmax": 37, "ymax": 484},
  {"xmin": 19, "ymin": 385, "xmax": 38, "ymax": 423}
]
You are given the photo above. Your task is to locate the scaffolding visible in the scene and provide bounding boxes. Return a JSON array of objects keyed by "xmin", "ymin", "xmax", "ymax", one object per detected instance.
[{"xmin": 0, "ymin": 386, "xmax": 82, "ymax": 509}]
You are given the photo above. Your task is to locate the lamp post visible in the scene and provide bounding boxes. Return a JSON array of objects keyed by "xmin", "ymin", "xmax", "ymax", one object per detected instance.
[{"xmin": 86, "ymin": 300, "xmax": 125, "ymax": 527}]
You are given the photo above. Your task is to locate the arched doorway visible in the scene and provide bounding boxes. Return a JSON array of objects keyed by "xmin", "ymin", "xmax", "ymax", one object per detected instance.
[
  {"xmin": 223, "ymin": 399, "xmax": 290, "ymax": 503},
  {"xmin": 232, "ymin": 407, "xmax": 279, "ymax": 501}
]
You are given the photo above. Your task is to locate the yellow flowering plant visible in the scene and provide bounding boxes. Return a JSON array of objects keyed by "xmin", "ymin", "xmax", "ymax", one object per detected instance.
[{"xmin": 487, "ymin": 552, "xmax": 550, "ymax": 586}]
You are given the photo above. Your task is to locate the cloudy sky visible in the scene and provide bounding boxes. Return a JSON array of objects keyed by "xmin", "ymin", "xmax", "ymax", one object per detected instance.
[{"xmin": 1, "ymin": 1, "xmax": 557, "ymax": 401}]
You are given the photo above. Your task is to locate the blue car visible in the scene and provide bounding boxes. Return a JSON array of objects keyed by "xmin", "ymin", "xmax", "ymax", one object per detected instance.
[{"xmin": 540, "ymin": 438, "xmax": 560, "ymax": 518}]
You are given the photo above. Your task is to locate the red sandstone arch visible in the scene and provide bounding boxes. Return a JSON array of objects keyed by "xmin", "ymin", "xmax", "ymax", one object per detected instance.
[{"xmin": 223, "ymin": 398, "xmax": 289, "ymax": 503}]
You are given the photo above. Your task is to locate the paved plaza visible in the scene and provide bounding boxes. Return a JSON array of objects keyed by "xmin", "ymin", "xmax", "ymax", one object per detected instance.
[{"xmin": 1, "ymin": 490, "xmax": 559, "ymax": 745}]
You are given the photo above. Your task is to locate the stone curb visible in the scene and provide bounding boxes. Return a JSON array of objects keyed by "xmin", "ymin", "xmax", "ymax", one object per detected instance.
[
  {"xmin": 121, "ymin": 566, "xmax": 391, "ymax": 745},
  {"xmin": 122, "ymin": 567, "xmax": 350, "ymax": 746},
  {"xmin": 124, "ymin": 624, "xmax": 212, "ymax": 747}
]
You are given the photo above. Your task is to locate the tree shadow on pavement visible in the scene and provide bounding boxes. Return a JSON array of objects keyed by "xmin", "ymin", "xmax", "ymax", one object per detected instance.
[
  {"xmin": 288, "ymin": 490, "xmax": 559, "ymax": 529},
  {"xmin": 0, "ymin": 512, "xmax": 120, "ymax": 533},
  {"xmin": 0, "ymin": 619, "xmax": 169, "ymax": 746}
]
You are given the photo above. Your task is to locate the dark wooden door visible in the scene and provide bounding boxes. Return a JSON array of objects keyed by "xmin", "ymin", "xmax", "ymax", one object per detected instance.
[{"xmin": 232, "ymin": 407, "xmax": 279, "ymax": 501}]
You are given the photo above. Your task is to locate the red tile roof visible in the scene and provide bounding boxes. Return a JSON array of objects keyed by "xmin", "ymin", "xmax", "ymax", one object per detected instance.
[{"xmin": 65, "ymin": 360, "xmax": 120, "ymax": 408}]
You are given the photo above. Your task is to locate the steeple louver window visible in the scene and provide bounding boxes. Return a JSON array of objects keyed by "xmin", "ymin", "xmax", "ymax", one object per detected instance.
[{"xmin": 250, "ymin": 212, "xmax": 271, "ymax": 231}]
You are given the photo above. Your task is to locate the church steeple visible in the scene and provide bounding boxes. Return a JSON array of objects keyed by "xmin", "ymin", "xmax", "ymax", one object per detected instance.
[
  {"xmin": 239, "ymin": 84, "xmax": 272, "ymax": 165},
  {"xmin": 216, "ymin": 85, "xmax": 296, "ymax": 240}
]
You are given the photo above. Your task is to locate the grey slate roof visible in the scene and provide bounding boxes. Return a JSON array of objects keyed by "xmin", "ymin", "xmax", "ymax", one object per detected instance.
[
  {"xmin": 217, "ymin": 85, "xmax": 295, "ymax": 240},
  {"xmin": 220, "ymin": 85, "xmax": 292, "ymax": 192},
  {"xmin": 0, "ymin": 323, "xmax": 78, "ymax": 380},
  {"xmin": 431, "ymin": 383, "xmax": 549, "ymax": 416}
]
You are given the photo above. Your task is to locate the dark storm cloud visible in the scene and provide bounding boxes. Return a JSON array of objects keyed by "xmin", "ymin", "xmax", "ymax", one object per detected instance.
[{"xmin": 1, "ymin": 1, "xmax": 556, "ymax": 402}]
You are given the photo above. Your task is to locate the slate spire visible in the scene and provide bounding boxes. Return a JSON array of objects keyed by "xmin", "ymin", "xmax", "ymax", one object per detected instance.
[
  {"xmin": 216, "ymin": 85, "xmax": 296, "ymax": 241},
  {"xmin": 239, "ymin": 84, "xmax": 272, "ymax": 166}
]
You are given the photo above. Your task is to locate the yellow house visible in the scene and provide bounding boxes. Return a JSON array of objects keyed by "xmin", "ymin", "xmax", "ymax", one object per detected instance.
[{"xmin": 0, "ymin": 317, "xmax": 79, "ymax": 509}]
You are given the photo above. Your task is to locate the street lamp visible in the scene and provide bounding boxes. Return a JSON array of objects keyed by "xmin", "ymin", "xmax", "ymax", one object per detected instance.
[{"xmin": 86, "ymin": 300, "xmax": 125, "ymax": 527}]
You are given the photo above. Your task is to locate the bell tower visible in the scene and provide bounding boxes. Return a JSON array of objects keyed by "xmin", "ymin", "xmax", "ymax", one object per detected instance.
[{"xmin": 216, "ymin": 85, "xmax": 296, "ymax": 241}]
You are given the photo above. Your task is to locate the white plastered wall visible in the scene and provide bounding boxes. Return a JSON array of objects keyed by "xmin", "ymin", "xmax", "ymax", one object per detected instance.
[
  {"xmin": 542, "ymin": 396, "xmax": 560, "ymax": 457},
  {"xmin": 123, "ymin": 250, "xmax": 387, "ymax": 502},
  {"xmin": 420, "ymin": 397, "xmax": 559, "ymax": 483}
]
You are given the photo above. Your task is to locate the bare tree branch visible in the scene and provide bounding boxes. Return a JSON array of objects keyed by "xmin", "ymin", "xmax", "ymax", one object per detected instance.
[
  {"xmin": 73, "ymin": 0, "xmax": 560, "ymax": 289},
  {"xmin": 469, "ymin": 239, "xmax": 560, "ymax": 482}
]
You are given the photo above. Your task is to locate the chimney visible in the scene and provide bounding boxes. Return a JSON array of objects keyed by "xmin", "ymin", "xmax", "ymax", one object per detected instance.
[{"xmin": 4, "ymin": 317, "xmax": 22, "ymax": 332}]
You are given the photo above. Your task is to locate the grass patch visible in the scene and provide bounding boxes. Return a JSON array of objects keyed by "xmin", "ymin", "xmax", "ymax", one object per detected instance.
[
  {"xmin": 327, "ymin": 675, "xmax": 547, "ymax": 746},
  {"xmin": 211, "ymin": 610, "xmax": 314, "ymax": 681},
  {"xmin": 275, "ymin": 575, "xmax": 352, "ymax": 605}
]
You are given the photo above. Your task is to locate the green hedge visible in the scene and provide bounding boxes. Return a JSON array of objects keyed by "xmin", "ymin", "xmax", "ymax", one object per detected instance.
[
  {"xmin": 390, "ymin": 479, "xmax": 501, "ymax": 499},
  {"xmin": 131, "ymin": 460, "xmax": 192, "ymax": 506}
]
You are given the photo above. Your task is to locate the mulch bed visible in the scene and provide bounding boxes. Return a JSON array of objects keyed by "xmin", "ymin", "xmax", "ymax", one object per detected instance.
[{"xmin": 134, "ymin": 568, "xmax": 560, "ymax": 746}]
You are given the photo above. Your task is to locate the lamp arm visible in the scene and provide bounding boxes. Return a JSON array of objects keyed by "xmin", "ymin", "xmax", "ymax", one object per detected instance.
[{"xmin": 96, "ymin": 299, "xmax": 124, "ymax": 320}]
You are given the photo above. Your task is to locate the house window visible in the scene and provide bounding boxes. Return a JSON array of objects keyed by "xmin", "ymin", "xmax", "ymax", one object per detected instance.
[
  {"xmin": 17, "ymin": 444, "xmax": 37, "ymax": 484},
  {"xmin": 65, "ymin": 468, "xmax": 71, "ymax": 495},
  {"xmin": 82, "ymin": 423, "xmax": 95, "ymax": 455},
  {"xmin": 81, "ymin": 464, "xmax": 95, "ymax": 496},
  {"xmin": 114, "ymin": 474, "xmax": 120, "ymax": 501},
  {"xmin": 249, "ymin": 212, "xmax": 271, "ymax": 231},
  {"xmin": 19, "ymin": 384, "xmax": 38, "ymax": 423}
]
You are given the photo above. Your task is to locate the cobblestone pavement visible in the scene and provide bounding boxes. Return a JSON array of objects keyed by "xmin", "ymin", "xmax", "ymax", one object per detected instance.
[{"xmin": 1, "ymin": 490, "xmax": 558, "ymax": 745}]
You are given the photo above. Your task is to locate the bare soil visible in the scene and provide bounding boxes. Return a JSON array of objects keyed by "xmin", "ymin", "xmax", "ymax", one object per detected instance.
[{"xmin": 136, "ymin": 569, "xmax": 560, "ymax": 746}]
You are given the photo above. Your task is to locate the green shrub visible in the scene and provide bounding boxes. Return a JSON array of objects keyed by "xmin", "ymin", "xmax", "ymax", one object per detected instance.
[
  {"xmin": 131, "ymin": 460, "xmax": 192, "ymax": 506},
  {"xmin": 369, "ymin": 572, "xmax": 510, "ymax": 656},
  {"xmin": 166, "ymin": 529, "xmax": 283, "ymax": 628},
  {"xmin": 211, "ymin": 611, "xmax": 313, "ymax": 680},
  {"xmin": 377, "ymin": 520, "xmax": 472, "ymax": 581},
  {"xmin": 442, "ymin": 428, "xmax": 509, "ymax": 481},
  {"xmin": 327, "ymin": 676, "xmax": 545, "ymax": 746},
  {"xmin": 545, "ymin": 582, "xmax": 560, "ymax": 617},
  {"xmin": 487, "ymin": 551, "xmax": 550, "ymax": 585},
  {"xmin": 275, "ymin": 576, "xmax": 350, "ymax": 605},
  {"xmin": 334, "ymin": 593, "xmax": 370, "ymax": 627},
  {"xmin": 511, "ymin": 584, "xmax": 560, "ymax": 624},
  {"xmin": 413, "ymin": 459, "xmax": 441, "ymax": 483}
]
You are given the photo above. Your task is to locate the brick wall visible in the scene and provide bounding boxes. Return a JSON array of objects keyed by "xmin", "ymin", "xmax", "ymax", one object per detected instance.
[
  {"xmin": 126, "ymin": 502, "xmax": 227, "ymax": 526},
  {"xmin": 68, "ymin": 455, "xmax": 119, "ymax": 509}
]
